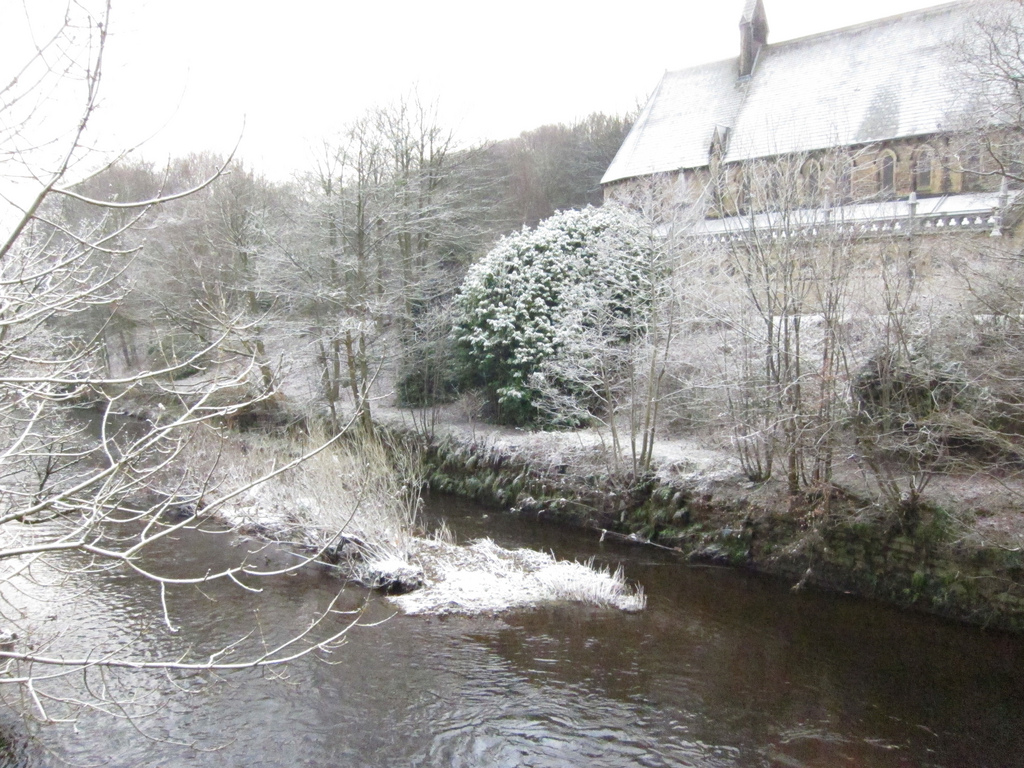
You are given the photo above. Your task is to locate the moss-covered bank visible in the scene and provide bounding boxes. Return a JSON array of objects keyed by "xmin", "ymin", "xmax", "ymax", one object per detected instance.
[{"xmin": 422, "ymin": 436, "xmax": 1024, "ymax": 633}]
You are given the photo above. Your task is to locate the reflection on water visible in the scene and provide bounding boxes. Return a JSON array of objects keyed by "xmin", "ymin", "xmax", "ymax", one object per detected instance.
[{"xmin": 2, "ymin": 494, "xmax": 1023, "ymax": 767}]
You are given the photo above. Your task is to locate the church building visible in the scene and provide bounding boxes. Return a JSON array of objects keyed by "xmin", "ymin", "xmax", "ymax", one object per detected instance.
[{"xmin": 602, "ymin": 0, "xmax": 1019, "ymax": 241}]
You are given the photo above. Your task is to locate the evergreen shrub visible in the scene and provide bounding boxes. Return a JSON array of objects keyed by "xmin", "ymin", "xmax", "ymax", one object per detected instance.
[{"xmin": 452, "ymin": 206, "xmax": 653, "ymax": 426}]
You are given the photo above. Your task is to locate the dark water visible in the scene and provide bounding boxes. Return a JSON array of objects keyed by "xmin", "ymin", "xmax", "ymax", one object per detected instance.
[{"xmin": 4, "ymin": 495, "xmax": 1024, "ymax": 767}]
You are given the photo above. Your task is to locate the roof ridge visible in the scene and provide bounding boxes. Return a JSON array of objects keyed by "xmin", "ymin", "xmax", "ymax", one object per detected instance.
[
  {"xmin": 662, "ymin": 1, "xmax": 978, "ymax": 77},
  {"xmin": 769, "ymin": 1, "xmax": 978, "ymax": 49}
]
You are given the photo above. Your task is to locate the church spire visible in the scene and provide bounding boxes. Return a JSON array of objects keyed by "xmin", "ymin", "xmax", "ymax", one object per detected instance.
[{"xmin": 739, "ymin": 0, "xmax": 769, "ymax": 78}]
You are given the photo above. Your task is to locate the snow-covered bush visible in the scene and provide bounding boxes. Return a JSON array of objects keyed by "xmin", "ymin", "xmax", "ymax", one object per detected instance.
[
  {"xmin": 453, "ymin": 206, "xmax": 655, "ymax": 426},
  {"xmin": 390, "ymin": 538, "xmax": 646, "ymax": 615}
]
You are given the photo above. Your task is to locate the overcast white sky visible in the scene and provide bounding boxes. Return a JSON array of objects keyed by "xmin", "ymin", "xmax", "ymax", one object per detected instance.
[{"xmin": 17, "ymin": 0, "xmax": 954, "ymax": 179}]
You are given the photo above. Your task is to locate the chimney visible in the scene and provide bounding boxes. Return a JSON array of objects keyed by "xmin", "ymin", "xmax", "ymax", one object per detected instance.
[{"xmin": 739, "ymin": 0, "xmax": 769, "ymax": 78}]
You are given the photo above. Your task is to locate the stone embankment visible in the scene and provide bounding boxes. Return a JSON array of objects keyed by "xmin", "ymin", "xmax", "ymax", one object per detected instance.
[{"xmin": 419, "ymin": 434, "xmax": 1024, "ymax": 633}]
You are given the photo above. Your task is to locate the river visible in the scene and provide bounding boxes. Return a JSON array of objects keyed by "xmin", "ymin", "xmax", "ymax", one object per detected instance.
[{"xmin": 2, "ymin": 494, "xmax": 1022, "ymax": 767}]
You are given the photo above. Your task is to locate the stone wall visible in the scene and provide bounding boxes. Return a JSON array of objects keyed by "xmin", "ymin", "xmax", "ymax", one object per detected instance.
[{"xmin": 422, "ymin": 436, "xmax": 1024, "ymax": 633}]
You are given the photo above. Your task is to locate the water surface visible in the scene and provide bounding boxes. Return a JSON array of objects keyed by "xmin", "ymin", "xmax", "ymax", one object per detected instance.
[{"xmin": 2, "ymin": 495, "xmax": 1022, "ymax": 767}]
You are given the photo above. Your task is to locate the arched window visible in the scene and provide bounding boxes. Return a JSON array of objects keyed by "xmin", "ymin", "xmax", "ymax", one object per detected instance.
[
  {"xmin": 802, "ymin": 160, "xmax": 820, "ymax": 204},
  {"xmin": 838, "ymin": 157, "xmax": 853, "ymax": 203},
  {"xmin": 961, "ymin": 152, "xmax": 981, "ymax": 193},
  {"xmin": 877, "ymin": 150, "xmax": 896, "ymax": 197},
  {"xmin": 767, "ymin": 165, "xmax": 782, "ymax": 205},
  {"xmin": 709, "ymin": 165, "xmax": 726, "ymax": 216},
  {"xmin": 913, "ymin": 146, "xmax": 934, "ymax": 193},
  {"xmin": 734, "ymin": 166, "xmax": 750, "ymax": 213}
]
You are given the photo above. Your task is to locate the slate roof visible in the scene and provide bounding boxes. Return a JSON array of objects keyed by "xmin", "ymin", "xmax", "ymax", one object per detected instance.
[{"xmin": 603, "ymin": 1, "xmax": 990, "ymax": 185}]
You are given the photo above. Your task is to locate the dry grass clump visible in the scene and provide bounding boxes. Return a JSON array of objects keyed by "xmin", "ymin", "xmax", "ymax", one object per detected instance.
[{"xmin": 175, "ymin": 425, "xmax": 423, "ymax": 568}]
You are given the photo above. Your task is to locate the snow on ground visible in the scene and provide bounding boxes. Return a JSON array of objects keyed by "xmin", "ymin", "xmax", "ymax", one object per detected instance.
[{"xmin": 375, "ymin": 399, "xmax": 746, "ymax": 492}]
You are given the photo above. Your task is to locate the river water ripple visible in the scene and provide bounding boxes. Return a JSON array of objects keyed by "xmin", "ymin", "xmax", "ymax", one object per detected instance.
[{"xmin": 2, "ymin": 494, "xmax": 1022, "ymax": 767}]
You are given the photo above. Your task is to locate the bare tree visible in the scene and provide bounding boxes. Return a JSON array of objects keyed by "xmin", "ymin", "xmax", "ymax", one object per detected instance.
[
  {"xmin": 534, "ymin": 178, "xmax": 687, "ymax": 476},
  {"xmin": 0, "ymin": 1, "xmax": 385, "ymax": 726},
  {"xmin": 949, "ymin": 0, "xmax": 1024, "ymax": 189},
  {"xmin": 704, "ymin": 151, "xmax": 860, "ymax": 497},
  {"xmin": 278, "ymin": 93, "xmax": 481, "ymax": 431}
]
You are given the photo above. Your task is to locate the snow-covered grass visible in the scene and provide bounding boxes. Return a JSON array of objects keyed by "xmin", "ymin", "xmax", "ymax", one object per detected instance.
[
  {"xmin": 174, "ymin": 427, "xmax": 645, "ymax": 614},
  {"xmin": 388, "ymin": 537, "xmax": 646, "ymax": 615}
]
